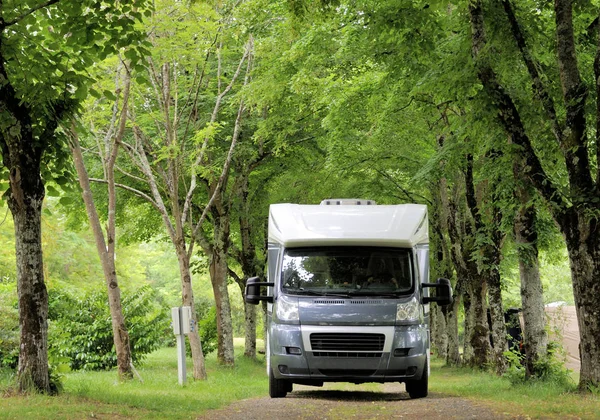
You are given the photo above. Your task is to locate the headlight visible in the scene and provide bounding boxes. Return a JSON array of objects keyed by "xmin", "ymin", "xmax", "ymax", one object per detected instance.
[
  {"xmin": 276, "ymin": 295, "xmax": 299, "ymax": 322},
  {"xmin": 396, "ymin": 297, "xmax": 422, "ymax": 322}
]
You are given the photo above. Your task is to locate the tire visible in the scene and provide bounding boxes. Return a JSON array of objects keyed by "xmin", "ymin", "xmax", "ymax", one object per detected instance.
[
  {"xmin": 269, "ymin": 367, "xmax": 289, "ymax": 398},
  {"xmin": 405, "ymin": 360, "xmax": 428, "ymax": 399}
]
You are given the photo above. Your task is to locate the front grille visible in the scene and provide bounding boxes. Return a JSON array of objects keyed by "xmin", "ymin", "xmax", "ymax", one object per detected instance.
[
  {"xmin": 318, "ymin": 369, "xmax": 377, "ymax": 376},
  {"xmin": 313, "ymin": 351, "xmax": 381, "ymax": 358},
  {"xmin": 310, "ymin": 333, "xmax": 385, "ymax": 352}
]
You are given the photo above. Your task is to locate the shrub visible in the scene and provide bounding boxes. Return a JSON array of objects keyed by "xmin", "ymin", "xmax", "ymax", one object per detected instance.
[
  {"xmin": 180, "ymin": 300, "xmax": 218, "ymax": 357},
  {"xmin": 0, "ymin": 279, "xmax": 19, "ymax": 369},
  {"xmin": 49, "ymin": 285, "xmax": 170, "ymax": 371},
  {"xmin": 503, "ymin": 340, "xmax": 573, "ymax": 387},
  {"xmin": 198, "ymin": 305, "xmax": 218, "ymax": 356}
]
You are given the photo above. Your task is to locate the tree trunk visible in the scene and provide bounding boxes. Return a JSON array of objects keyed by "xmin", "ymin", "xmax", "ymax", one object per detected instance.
[
  {"xmin": 563, "ymin": 216, "xmax": 600, "ymax": 388},
  {"xmin": 243, "ymin": 301, "xmax": 257, "ymax": 358},
  {"xmin": 467, "ymin": 276, "xmax": 491, "ymax": 368},
  {"xmin": 235, "ymin": 166, "xmax": 262, "ymax": 359},
  {"xmin": 175, "ymin": 245, "xmax": 208, "ymax": 380},
  {"xmin": 514, "ymin": 197, "xmax": 547, "ymax": 378},
  {"xmin": 444, "ymin": 295, "xmax": 462, "ymax": 365},
  {"xmin": 11, "ymin": 183, "xmax": 50, "ymax": 393},
  {"xmin": 71, "ymin": 134, "xmax": 132, "ymax": 379},
  {"xmin": 462, "ymin": 288, "xmax": 474, "ymax": 364},
  {"xmin": 209, "ymin": 215, "xmax": 235, "ymax": 366},
  {"xmin": 2, "ymin": 118, "xmax": 50, "ymax": 392},
  {"xmin": 439, "ymin": 176, "xmax": 466, "ymax": 366},
  {"xmin": 487, "ymin": 267, "xmax": 507, "ymax": 374}
]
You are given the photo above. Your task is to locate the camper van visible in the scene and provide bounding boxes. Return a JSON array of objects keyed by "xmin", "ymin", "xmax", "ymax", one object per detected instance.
[{"xmin": 245, "ymin": 199, "xmax": 452, "ymax": 399}]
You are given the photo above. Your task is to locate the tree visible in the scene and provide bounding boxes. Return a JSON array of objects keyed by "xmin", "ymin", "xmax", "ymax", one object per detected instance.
[
  {"xmin": 468, "ymin": 0, "xmax": 600, "ymax": 389},
  {"xmin": 69, "ymin": 61, "xmax": 134, "ymax": 380},
  {"xmin": 107, "ymin": 0, "xmax": 254, "ymax": 369},
  {"xmin": 0, "ymin": 0, "xmax": 148, "ymax": 393}
]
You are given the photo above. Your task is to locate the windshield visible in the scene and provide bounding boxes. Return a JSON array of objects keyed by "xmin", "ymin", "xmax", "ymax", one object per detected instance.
[{"xmin": 281, "ymin": 246, "xmax": 413, "ymax": 297}]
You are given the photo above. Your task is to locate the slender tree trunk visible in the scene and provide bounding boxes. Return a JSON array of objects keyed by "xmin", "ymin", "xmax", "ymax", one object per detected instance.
[
  {"xmin": 462, "ymin": 288, "xmax": 474, "ymax": 364},
  {"xmin": 440, "ymin": 174, "xmax": 468, "ymax": 366},
  {"xmin": 235, "ymin": 166, "xmax": 261, "ymax": 358},
  {"xmin": 71, "ymin": 134, "xmax": 132, "ymax": 379},
  {"xmin": 487, "ymin": 267, "xmax": 507, "ymax": 374},
  {"xmin": 244, "ymin": 302, "xmax": 257, "ymax": 358},
  {"xmin": 209, "ymin": 214, "xmax": 235, "ymax": 366},
  {"xmin": 175, "ymin": 244, "xmax": 207, "ymax": 380},
  {"xmin": 444, "ymin": 295, "xmax": 462, "ymax": 365}
]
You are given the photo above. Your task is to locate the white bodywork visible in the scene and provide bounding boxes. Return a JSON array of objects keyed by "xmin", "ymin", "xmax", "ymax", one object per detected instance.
[{"xmin": 268, "ymin": 203, "xmax": 428, "ymax": 248}]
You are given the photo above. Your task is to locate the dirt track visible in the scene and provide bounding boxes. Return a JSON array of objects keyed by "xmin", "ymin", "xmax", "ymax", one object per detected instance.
[{"xmin": 198, "ymin": 382, "xmax": 516, "ymax": 419}]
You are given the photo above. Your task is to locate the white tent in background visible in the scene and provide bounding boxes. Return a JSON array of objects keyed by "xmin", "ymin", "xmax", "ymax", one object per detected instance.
[{"xmin": 545, "ymin": 303, "xmax": 580, "ymax": 372}]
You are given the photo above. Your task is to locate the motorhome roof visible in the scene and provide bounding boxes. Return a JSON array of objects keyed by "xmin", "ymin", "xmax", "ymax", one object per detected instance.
[{"xmin": 268, "ymin": 203, "xmax": 428, "ymax": 248}]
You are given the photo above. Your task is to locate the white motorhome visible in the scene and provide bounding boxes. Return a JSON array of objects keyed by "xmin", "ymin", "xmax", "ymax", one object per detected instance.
[{"xmin": 245, "ymin": 199, "xmax": 452, "ymax": 398}]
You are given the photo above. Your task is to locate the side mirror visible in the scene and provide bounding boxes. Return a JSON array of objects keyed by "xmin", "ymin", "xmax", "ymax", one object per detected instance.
[
  {"xmin": 245, "ymin": 276, "xmax": 274, "ymax": 305},
  {"xmin": 422, "ymin": 278, "xmax": 453, "ymax": 306}
]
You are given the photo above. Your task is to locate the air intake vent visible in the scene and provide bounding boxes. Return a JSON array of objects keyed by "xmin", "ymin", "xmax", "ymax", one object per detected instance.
[
  {"xmin": 320, "ymin": 199, "xmax": 376, "ymax": 206},
  {"xmin": 310, "ymin": 333, "xmax": 385, "ymax": 352},
  {"xmin": 350, "ymin": 300, "xmax": 383, "ymax": 305},
  {"xmin": 313, "ymin": 300, "xmax": 345, "ymax": 305}
]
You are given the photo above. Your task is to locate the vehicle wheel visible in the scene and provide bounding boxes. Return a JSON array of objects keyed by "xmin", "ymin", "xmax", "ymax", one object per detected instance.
[
  {"xmin": 269, "ymin": 367, "xmax": 289, "ymax": 398},
  {"xmin": 405, "ymin": 360, "xmax": 428, "ymax": 399}
]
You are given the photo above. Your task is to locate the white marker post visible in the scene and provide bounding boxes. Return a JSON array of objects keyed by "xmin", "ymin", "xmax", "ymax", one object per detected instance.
[{"xmin": 171, "ymin": 306, "xmax": 192, "ymax": 385}]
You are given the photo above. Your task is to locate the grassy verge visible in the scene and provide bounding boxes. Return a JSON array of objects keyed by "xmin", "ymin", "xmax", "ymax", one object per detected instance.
[
  {"xmin": 429, "ymin": 359, "xmax": 599, "ymax": 419},
  {"xmin": 0, "ymin": 343, "xmax": 267, "ymax": 419}
]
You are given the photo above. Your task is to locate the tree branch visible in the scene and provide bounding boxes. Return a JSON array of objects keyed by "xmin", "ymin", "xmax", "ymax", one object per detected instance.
[
  {"xmin": 554, "ymin": 0, "xmax": 594, "ymax": 194},
  {"xmin": 375, "ymin": 169, "xmax": 432, "ymax": 205},
  {"xmin": 0, "ymin": 0, "xmax": 61, "ymax": 30},
  {"xmin": 468, "ymin": 0, "xmax": 568, "ymax": 220},
  {"xmin": 188, "ymin": 36, "xmax": 254, "ymax": 259},
  {"xmin": 89, "ymin": 178, "xmax": 160, "ymax": 212},
  {"xmin": 502, "ymin": 0, "xmax": 563, "ymax": 143},
  {"xmin": 463, "ymin": 153, "xmax": 483, "ymax": 232}
]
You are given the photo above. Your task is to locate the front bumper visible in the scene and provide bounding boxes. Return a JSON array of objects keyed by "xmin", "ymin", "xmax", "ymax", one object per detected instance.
[{"xmin": 269, "ymin": 324, "xmax": 428, "ymax": 383}]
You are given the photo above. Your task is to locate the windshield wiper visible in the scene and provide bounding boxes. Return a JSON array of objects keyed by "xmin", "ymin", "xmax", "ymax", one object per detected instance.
[
  {"xmin": 348, "ymin": 291, "xmax": 400, "ymax": 298},
  {"xmin": 286, "ymin": 290, "xmax": 354, "ymax": 298}
]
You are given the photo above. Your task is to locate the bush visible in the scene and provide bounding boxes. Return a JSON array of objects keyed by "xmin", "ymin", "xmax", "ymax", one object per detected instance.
[
  {"xmin": 49, "ymin": 285, "xmax": 170, "ymax": 371},
  {"xmin": 503, "ymin": 341, "xmax": 573, "ymax": 387},
  {"xmin": 198, "ymin": 305, "xmax": 218, "ymax": 356},
  {"xmin": 180, "ymin": 300, "xmax": 218, "ymax": 357},
  {"xmin": 0, "ymin": 279, "xmax": 19, "ymax": 369}
]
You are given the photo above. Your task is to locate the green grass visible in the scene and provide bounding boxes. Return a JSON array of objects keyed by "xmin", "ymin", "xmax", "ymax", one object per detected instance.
[
  {"xmin": 429, "ymin": 358, "xmax": 600, "ymax": 419},
  {"xmin": 1, "ymin": 348, "xmax": 599, "ymax": 419},
  {"xmin": 0, "ymin": 343, "xmax": 268, "ymax": 419}
]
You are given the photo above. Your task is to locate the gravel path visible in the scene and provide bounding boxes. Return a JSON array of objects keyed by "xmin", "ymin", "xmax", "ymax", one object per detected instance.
[{"xmin": 198, "ymin": 382, "xmax": 517, "ymax": 419}]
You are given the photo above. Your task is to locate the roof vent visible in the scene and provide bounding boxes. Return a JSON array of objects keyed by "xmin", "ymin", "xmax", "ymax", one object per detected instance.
[{"xmin": 320, "ymin": 199, "xmax": 377, "ymax": 206}]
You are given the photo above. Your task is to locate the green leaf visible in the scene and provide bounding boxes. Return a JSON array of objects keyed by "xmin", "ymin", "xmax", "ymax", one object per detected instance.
[
  {"xmin": 46, "ymin": 186, "xmax": 60, "ymax": 197},
  {"xmin": 103, "ymin": 90, "xmax": 117, "ymax": 101},
  {"xmin": 89, "ymin": 88, "xmax": 101, "ymax": 99},
  {"xmin": 59, "ymin": 197, "xmax": 75, "ymax": 206}
]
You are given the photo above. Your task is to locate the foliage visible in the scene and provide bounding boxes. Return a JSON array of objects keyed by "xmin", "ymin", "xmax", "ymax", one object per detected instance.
[
  {"xmin": 198, "ymin": 305, "xmax": 218, "ymax": 357},
  {"xmin": 48, "ymin": 286, "xmax": 169, "ymax": 371},
  {"xmin": 179, "ymin": 298, "xmax": 218, "ymax": 357},
  {"xmin": 0, "ymin": 278, "xmax": 18, "ymax": 368},
  {"xmin": 0, "ymin": 0, "xmax": 152, "ymax": 193},
  {"xmin": 503, "ymin": 341, "xmax": 574, "ymax": 387}
]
